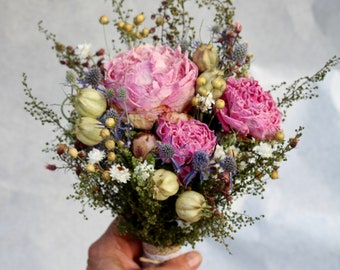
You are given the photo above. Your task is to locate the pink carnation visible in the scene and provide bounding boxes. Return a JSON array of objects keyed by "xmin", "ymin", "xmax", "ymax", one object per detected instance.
[
  {"xmin": 156, "ymin": 113, "xmax": 217, "ymax": 167},
  {"xmin": 216, "ymin": 77, "xmax": 281, "ymax": 140},
  {"xmin": 104, "ymin": 44, "xmax": 198, "ymax": 129}
]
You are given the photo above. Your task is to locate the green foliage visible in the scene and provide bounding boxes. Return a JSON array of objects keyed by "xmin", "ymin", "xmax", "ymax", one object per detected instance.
[{"xmin": 271, "ymin": 56, "xmax": 340, "ymax": 121}]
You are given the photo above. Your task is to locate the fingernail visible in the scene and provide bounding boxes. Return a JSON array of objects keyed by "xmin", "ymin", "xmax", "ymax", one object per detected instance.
[{"xmin": 186, "ymin": 251, "xmax": 202, "ymax": 268}]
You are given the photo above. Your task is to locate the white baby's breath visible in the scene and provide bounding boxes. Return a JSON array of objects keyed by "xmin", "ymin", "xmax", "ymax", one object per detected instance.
[
  {"xmin": 253, "ymin": 142, "xmax": 273, "ymax": 158},
  {"xmin": 134, "ymin": 160, "xmax": 155, "ymax": 181},
  {"xmin": 213, "ymin": 144, "xmax": 226, "ymax": 161}
]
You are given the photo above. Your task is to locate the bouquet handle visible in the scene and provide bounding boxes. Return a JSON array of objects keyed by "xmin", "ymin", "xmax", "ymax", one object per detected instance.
[{"xmin": 140, "ymin": 242, "xmax": 182, "ymax": 266}]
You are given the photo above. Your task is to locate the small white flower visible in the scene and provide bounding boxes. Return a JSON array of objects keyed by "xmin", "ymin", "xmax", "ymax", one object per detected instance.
[
  {"xmin": 87, "ymin": 148, "xmax": 105, "ymax": 164},
  {"xmin": 112, "ymin": 186, "xmax": 119, "ymax": 193},
  {"xmin": 238, "ymin": 161, "xmax": 247, "ymax": 171},
  {"xmin": 75, "ymin": 43, "xmax": 92, "ymax": 59},
  {"xmin": 176, "ymin": 219, "xmax": 193, "ymax": 232},
  {"xmin": 213, "ymin": 144, "xmax": 226, "ymax": 161},
  {"xmin": 197, "ymin": 93, "xmax": 215, "ymax": 112},
  {"xmin": 110, "ymin": 164, "xmax": 131, "ymax": 183},
  {"xmin": 253, "ymin": 142, "xmax": 273, "ymax": 158},
  {"xmin": 134, "ymin": 160, "xmax": 155, "ymax": 181}
]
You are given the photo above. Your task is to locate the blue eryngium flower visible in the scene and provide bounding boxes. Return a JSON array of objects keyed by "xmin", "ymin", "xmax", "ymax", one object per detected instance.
[
  {"xmin": 155, "ymin": 141, "xmax": 182, "ymax": 172},
  {"xmin": 219, "ymin": 155, "xmax": 237, "ymax": 191},
  {"xmin": 182, "ymin": 150, "xmax": 215, "ymax": 186}
]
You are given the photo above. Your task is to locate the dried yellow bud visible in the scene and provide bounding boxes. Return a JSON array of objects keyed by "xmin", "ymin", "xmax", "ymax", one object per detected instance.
[
  {"xmin": 275, "ymin": 130, "xmax": 285, "ymax": 142},
  {"xmin": 156, "ymin": 16, "xmax": 164, "ymax": 26},
  {"xmin": 141, "ymin": 27, "xmax": 150, "ymax": 37},
  {"xmin": 270, "ymin": 170, "xmax": 279, "ymax": 180},
  {"xmin": 68, "ymin": 147, "xmax": 78, "ymax": 158},
  {"xmin": 105, "ymin": 118, "xmax": 116, "ymax": 128},
  {"xmin": 215, "ymin": 99, "xmax": 225, "ymax": 109},
  {"xmin": 86, "ymin": 164, "xmax": 96, "ymax": 173},
  {"xmin": 105, "ymin": 139, "xmax": 115, "ymax": 150},
  {"xmin": 100, "ymin": 128, "xmax": 111, "ymax": 139},
  {"xmin": 117, "ymin": 21, "xmax": 125, "ymax": 29},
  {"xmin": 191, "ymin": 96, "xmax": 199, "ymax": 106},
  {"xmin": 198, "ymin": 87, "xmax": 208, "ymax": 97},
  {"xmin": 196, "ymin": 77, "xmax": 207, "ymax": 86},
  {"xmin": 133, "ymin": 13, "xmax": 145, "ymax": 25},
  {"xmin": 107, "ymin": 152, "xmax": 116, "ymax": 161},
  {"xmin": 102, "ymin": 170, "xmax": 111, "ymax": 181},
  {"xmin": 124, "ymin": 23, "xmax": 134, "ymax": 33},
  {"xmin": 117, "ymin": 140, "xmax": 125, "ymax": 148},
  {"xmin": 211, "ymin": 77, "xmax": 225, "ymax": 90},
  {"xmin": 99, "ymin": 15, "xmax": 109, "ymax": 25}
]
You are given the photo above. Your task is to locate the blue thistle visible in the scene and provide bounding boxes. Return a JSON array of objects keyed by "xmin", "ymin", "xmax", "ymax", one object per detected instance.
[
  {"xmin": 182, "ymin": 150, "xmax": 216, "ymax": 186},
  {"xmin": 155, "ymin": 140, "xmax": 182, "ymax": 171},
  {"xmin": 231, "ymin": 43, "xmax": 248, "ymax": 64},
  {"xmin": 84, "ymin": 67, "xmax": 103, "ymax": 88},
  {"xmin": 192, "ymin": 151, "xmax": 210, "ymax": 171},
  {"xmin": 220, "ymin": 155, "xmax": 237, "ymax": 191},
  {"xmin": 103, "ymin": 108, "xmax": 119, "ymax": 122},
  {"xmin": 220, "ymin": 155, "xmax": 237, "ymax": 173}
]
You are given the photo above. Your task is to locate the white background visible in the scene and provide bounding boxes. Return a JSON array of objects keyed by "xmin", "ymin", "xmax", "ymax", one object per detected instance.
[{"xmin": 1, "ymin": 0, "xmax": 339, "ymax": 269}]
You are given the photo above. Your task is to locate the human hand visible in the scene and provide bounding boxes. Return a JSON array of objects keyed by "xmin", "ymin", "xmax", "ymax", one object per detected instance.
[{"xmin": 86, "ymin": 219, "xmax": 202, "ymax": 270}]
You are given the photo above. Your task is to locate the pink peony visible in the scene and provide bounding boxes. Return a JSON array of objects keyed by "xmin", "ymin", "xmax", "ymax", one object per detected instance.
[
  {"xmin": 216, "ymin": 77, "xmax": 281, "ymax": 140},
  {"xmin": 156, "ymin": 113, "xmax": 217, "ymax": 167},
  {"xmin": 104, "ymin": 44, "xmax": 198, "ymax": 130}
]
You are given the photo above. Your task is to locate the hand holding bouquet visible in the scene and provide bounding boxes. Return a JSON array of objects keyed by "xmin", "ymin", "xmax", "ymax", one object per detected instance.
[{"xmin": 23, "ymin": 0, "xmax": 339, "ymax": 263}]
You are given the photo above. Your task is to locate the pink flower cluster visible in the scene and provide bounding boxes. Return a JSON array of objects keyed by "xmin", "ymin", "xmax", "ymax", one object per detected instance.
[
  {"xmin": 156, "ymin": 113, "xmax": 217, "ymax": 167},
  {"xmin": 216, "ymin": 77, "xmax": 281, "ymax": 140},
  {"xmin": 104, "ymin": 44, "xmax": 198, "ymax": 129}
]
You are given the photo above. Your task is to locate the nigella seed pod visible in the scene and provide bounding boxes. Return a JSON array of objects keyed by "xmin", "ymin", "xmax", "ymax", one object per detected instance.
[
  {"xmin": 152, "ymin": 169, "xmax": 179, "ymax": 201},
  {"xmin": 192, "ymin": 43, "xmax": 219, "ymax": 72},
  {"xmin": 176, "ymin": 191, "xmax": 208, "ymax": 223},
  {"xmin": 75, "ymin": 117, "xmax": 104, "ymax": 146},
  {"xmin": 74, "ymin": 88, "xmax": 107, "ymax": 118}
]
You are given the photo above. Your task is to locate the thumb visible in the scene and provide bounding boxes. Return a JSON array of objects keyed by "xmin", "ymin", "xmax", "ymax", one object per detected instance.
[{"xmin": 150, "ymin": 251, "xmax": 202, "ymax": 270}]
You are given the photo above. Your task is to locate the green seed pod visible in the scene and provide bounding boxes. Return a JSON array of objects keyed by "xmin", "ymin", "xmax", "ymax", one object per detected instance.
[
  {"xmin": 75, "ymin": 117, "xmax": 104, "ymax": 146},
  {"xmin": 152, "ymin": 169, "xmax": 179, "ymax": 201},
  {"xmin": 175, "ymin": 191, "xmax": 207, "ymax": 222},
  {"xmin": 192, "ymin": 43, "xmax": 219, "ymax": 72},
  {"xmin": 74, "ymin": 88, "xmax": 107, "ymax": 118}
]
